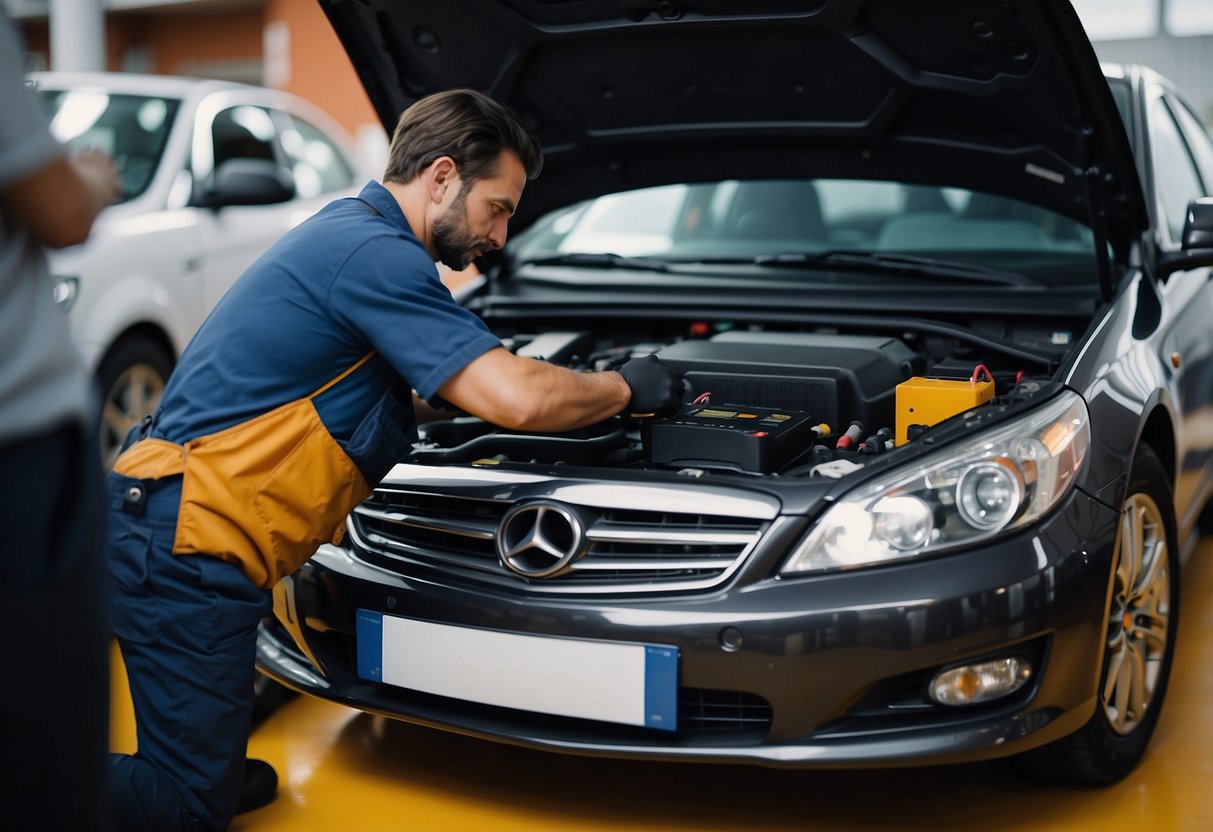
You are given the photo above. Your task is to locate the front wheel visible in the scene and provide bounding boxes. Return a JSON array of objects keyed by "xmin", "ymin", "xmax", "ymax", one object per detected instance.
[
  {"xmin": 1016, "ymin": 444, "xmax": 1179, "ymax": 783},
  {"xmin": 96, "ymin": 334, "xmax": 172, "ymax": 469}
]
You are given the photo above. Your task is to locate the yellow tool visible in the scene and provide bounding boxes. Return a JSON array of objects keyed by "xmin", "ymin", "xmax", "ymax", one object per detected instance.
[{"xmin": 894, "ymin": 373, "xmax": 994, "ymax": 445}]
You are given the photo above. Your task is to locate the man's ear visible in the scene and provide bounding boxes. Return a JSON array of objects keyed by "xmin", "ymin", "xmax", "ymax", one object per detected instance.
[{"xmin": 425, "ymin": 156, "xmax": 459, "ymax": 204}]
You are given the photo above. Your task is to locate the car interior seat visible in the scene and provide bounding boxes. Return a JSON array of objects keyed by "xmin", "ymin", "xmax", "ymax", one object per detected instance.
[
  {"xmin": 902, "ymin": 185, "xmax": 953, "ymax": 214},
  {"xmin": 876, "ymin": 189, "xmax": 1054, "ymax": 250},
  {"xmin": 726, "ymin": 180, "xmax": 826, "ymax": 242}
]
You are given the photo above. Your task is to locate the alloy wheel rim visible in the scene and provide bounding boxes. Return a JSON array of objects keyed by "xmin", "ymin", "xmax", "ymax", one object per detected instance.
[
  {"xmin": 101, "ymin": 363, "xmax": 165, "ymax": 469},
  {"xmin": 1102, "ymin": 491, "xmax": 1170, "ymax": 736}
]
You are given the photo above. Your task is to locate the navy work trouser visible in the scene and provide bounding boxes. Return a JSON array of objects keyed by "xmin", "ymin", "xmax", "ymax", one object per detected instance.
[
  {"xmin": 0, "ymin": 420, "xmax": 109, "ymax": 832},
  {"xmin": 106, "ymin": 472, "xmax": 272, "ymax": 832}
]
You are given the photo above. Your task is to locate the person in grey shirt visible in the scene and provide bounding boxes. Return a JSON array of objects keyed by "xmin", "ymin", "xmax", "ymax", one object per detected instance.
[{"xmin": 0, "ymin": 7, "xmax": 120, "ymax": 831}]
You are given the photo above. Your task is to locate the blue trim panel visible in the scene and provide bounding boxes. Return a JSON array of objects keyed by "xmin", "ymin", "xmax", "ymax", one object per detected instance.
[
  {"xmin": 644, "ymin": 645, "xmax": 679, "ymax": 731},
  {"xmin": 356, "ymin": 608, "xmax": 383, "ymax": 682}
]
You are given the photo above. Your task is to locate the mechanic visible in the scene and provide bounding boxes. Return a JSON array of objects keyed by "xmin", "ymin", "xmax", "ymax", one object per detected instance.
[
  {"xmin": 0, "ymin": 9, "xmax": 122, "ymax": 832},
  {"xmin": 105, "ymin": 87, "xmax": 683, "ymax": 831}
]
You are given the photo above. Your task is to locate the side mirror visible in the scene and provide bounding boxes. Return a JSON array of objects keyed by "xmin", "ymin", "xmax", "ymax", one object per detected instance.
[
  {"xmin": 1157, "ymin": 197, "xmax": 1213, "ymax": 279},
  {"xmin": 195, "ymin": 158, "xmax": 294, "ymax": 209}
]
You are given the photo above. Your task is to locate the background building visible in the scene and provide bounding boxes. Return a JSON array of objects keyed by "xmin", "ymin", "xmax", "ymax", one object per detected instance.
[
  {"xmin": 5, "ymin": 0, "xmax": 1211, "ymax": 169},
  {"xmin": 4, "ymin": 0, "xmax": 387, "ymax": 170}
]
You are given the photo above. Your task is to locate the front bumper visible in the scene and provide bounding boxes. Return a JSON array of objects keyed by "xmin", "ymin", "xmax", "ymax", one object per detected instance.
[{"xmin": 257, "ymin": 488, "xmax": 1118, "ymax": 768}]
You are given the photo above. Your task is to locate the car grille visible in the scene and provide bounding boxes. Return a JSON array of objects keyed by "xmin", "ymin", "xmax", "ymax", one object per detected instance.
[
  {"xmin": 347, "ymin": 486, "xmax": 768, "ymax": 594},
  {"xmin": 679, "ymin": 688, "xmax": 772, "ymax": 736}
]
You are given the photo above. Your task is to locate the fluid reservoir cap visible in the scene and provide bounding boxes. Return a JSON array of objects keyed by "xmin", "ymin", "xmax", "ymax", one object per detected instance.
[{"xmin": 719, "ymin": 626, "xmax": 743, "ymax": 652}]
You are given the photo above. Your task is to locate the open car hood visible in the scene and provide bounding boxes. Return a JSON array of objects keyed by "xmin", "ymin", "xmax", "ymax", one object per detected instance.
[{"xmin": 320, "ymin": 0, "xmax": 1147, "ymax": 260}]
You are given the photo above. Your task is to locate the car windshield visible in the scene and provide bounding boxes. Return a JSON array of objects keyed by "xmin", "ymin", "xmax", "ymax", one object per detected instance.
[
  {"xmin": 513, "ymin": 179, "xmax": 1100, "ymax": 287},
  {"xmin": 39, "ymin": 89, "xmax": 181, "ymax": 202}
]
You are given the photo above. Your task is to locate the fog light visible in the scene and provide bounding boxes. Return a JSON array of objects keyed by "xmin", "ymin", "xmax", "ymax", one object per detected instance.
[{"xmin": 929, "ymin": 656, "xmax": 1032, "ymax": 706}]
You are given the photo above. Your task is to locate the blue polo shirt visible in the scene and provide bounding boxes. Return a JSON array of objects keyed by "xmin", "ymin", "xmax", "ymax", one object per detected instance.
[{"xmin": 154, "ymin": 180, "xmax": 501, "ymax": 477}]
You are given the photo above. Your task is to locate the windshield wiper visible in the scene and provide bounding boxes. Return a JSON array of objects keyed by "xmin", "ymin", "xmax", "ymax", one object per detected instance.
[
  {"xmin": 752, "ymin": 251, "xmax": 1037, "ymax": 287},
  {"xmin": 518, "ymin": 252, "xmax": 671, "ymax": 272}
]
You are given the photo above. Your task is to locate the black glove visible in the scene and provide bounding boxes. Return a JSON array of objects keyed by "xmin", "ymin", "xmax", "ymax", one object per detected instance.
[{"xmin": 617, "ymin": 355, "xmax": 684, "ymax": 417}]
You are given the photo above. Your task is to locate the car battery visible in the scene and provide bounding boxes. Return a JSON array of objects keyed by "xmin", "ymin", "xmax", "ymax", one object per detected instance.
[
  {"xmin": 644, "ymin": 404, "xmax": 819, "ymax": 473},
  {"xmin": 894, "ymin": 375, "xmax": 994, "ymax": 445}
]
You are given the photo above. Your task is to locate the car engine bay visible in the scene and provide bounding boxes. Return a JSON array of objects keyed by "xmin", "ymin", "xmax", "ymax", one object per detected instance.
[{"xmin": 411, "ymin": 316, "xmax": 1084, "ymax": 479}]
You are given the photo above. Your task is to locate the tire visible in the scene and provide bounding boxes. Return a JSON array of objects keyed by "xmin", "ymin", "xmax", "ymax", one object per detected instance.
[
  {"xmin": 96, "ymin": 334, "xmax": 173, "ymax": 470},
  {"xmin": 1015, "ymin": 444, "xmax": 1179, "ymax": 783}
]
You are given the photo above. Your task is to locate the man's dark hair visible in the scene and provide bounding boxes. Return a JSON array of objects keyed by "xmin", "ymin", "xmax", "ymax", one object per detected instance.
[{"xmin": 382, "ymin": 88, "xmax": 543, "ymax": 186}]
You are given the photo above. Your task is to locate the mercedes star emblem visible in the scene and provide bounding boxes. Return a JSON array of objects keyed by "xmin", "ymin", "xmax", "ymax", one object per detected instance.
[{"xmin": 495, "ymin": 501, "xmax": 587, "ymax": 578}]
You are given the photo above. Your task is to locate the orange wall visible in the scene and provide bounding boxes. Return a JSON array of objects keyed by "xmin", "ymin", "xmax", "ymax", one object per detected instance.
[
  {"xmin": 265, "ymin": 0, "xmax": 379, "ymax": 142},
  {"xmin": 143, "ymin": 11, "xmax": 263, "ymax": 76},
  {"xmin": 16, "ymin": 4, "xmax": 379, "ymax": 148},
  {"xmin": 15, "ymin": 20, "xmax": 48, "ymax": 59},
  {"xmin": 16, "ymin": 17, "xmax": 134, "ymax": 74},
  {"xmin": 15, "ymin": 12, "xmax": 261, "ymax": 79}
]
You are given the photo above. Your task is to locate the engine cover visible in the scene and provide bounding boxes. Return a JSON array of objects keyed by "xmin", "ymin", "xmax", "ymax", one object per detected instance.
[{"xmin": 656, "ymin": 331, "xmax": 919, "ymax": 432}]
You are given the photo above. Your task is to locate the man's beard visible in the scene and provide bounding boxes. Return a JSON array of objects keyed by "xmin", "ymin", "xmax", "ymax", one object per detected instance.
[{"xmin": 431, "ymin": 184, "xmax": 483, "ymax": 271}]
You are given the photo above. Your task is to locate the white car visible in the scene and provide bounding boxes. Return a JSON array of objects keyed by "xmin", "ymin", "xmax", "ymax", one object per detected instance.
[{"xmin": 32, "ymin": 71, "xmax": 372, "ymax": 465}]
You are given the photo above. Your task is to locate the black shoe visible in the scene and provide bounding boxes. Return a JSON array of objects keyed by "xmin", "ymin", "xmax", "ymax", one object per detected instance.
[{"xmin": 236, "ymin": 758, "xmax": 278, "ymax": 814}]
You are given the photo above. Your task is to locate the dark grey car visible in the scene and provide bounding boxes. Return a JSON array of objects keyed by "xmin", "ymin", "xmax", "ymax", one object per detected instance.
[{"xmin": 257, "ymin": 0, "xmax": 1213, "ymax": 782}]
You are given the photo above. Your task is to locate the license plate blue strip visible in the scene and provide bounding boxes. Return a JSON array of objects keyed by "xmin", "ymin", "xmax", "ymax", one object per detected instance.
[
  {"xmin": 356, "ymin": 609, "xmax": 383, "ymax": 682},
  {"xmin": 644, "ymin": 645, "xmax": 678, "ymax": 730}
]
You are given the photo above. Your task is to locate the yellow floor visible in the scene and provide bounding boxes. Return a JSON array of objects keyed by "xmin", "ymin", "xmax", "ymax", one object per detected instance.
[{"xmin": 112, "ymin": 538, "xmax": 1213, "ymax": 832}]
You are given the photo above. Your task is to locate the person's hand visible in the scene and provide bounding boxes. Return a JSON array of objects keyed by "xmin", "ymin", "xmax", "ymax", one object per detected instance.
[
  {"xmin": 71, "ymin": 149, "xmax": 122, "ymax": 206},
  {"xmin": 4, "ymin": 148, "xmax": 121, "ymax": 248},
  {"xmin": 616, "ymin": 355, "xmax": 684, "ymax": 417}
]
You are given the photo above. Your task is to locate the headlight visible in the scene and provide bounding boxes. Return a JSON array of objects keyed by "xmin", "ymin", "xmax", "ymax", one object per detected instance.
[
  {"xmin": 52, "ymin": 275, "xmax": 79, "ymax": 311},
  {"xmin": 782, "ymin": 391, "xmax": 1089, "ymax": 574}
]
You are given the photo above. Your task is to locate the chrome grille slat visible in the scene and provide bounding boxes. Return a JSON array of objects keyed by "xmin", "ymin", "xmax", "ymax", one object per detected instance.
[
  {"xmin": 585, "ymin": 524, "xmax": 757, "ymax": 546},
  {"xmin": 348, "ymin": 484, "xmax": 771, "ymax": 594},
  {"xmin": 355, "ymin": 504, "xmax": 497, "ymax": 540},
  {"xmin": 569, "ymin": 558, "xmax": 736, "ymax": 571},
  {"xmin": 359, "ymin": 532, "xmax": 502, "ymax": 574}
]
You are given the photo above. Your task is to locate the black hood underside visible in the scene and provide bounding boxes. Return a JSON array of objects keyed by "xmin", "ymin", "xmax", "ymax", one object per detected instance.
[{"xmin": 320, "ymin": 0, "xmax": 1146, "ymax": 259}]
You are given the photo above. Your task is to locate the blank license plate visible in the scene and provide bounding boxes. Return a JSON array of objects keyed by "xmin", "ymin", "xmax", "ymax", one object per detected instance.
[{"xmin": 356, "ymin": 610, "xmax": 678, "ymax": 731}]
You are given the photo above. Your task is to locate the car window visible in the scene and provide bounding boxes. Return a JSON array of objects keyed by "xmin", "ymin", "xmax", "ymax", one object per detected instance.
[
  {"xmin": 1148, "ymin": 96, "xmax": 1204, "ymax": 244},
  {"xmin": 211, "ymin": 104, "xmax": 279, "ymax": 169},
  {"xmin": 40, "ymin": 90, "xmax": 180, "ymax": 202},
  {"xmin": 557, "ymin": 184, "xmax": 689, "ymax": 255},
  {"xmin": 1169, "ymin": 96, "xmax": 1213, "ymax": 193},
  {"xmin": 514, "ymin": 178, "xmax": 1097, "ymax": 285},
  {"xmin": 280, "ymin": 114, "xmax": 356, "ymax": 198},
  {"xmin": 1107, "ymin": 79, "xmax": 1134, "ymax": 143}
]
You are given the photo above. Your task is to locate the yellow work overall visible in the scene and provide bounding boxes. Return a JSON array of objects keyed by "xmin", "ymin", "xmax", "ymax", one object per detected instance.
[{"xmin": 112, "ymin": 353, "xmax": 376, "ymax": 588}]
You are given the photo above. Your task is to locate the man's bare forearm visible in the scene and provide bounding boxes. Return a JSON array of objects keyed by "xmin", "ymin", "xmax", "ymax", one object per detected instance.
[{"xmin": 437, "ymin": 347, "xmax": 631, "ymax": 431}]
